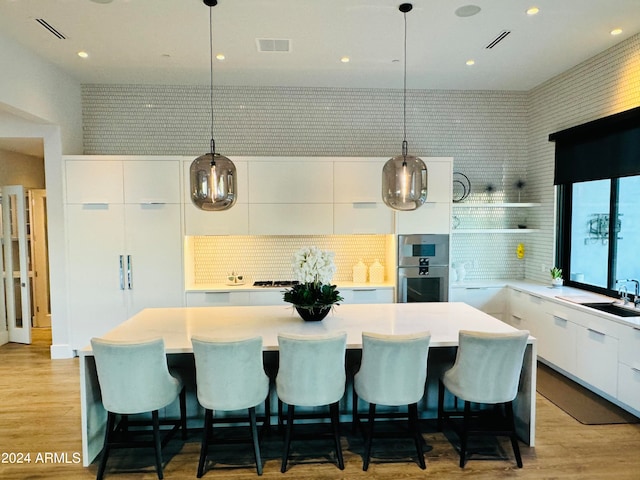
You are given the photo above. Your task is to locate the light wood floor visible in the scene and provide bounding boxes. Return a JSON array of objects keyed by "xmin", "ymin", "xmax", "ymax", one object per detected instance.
[{"xmin": 1, "ymin": 328, "xmax": 639, "ymax": 480}]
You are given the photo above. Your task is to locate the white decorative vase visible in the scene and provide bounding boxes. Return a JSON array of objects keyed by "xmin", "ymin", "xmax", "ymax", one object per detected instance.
[
  {"xmin": 369, "ymin": 259, "xmax": 384, "ymax": 284},
  {"xmin": 551, "ymin": 278, "xmax": 563, "ymax": 288},
  {"xmin": 352, "ymin": 259, "xmax": 367, "ymax": 283}
]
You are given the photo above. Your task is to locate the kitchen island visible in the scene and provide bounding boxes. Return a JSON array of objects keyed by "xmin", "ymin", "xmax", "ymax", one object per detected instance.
[{"xmin": 79, "ymin": 302, "xmax": 537, "ymax": 466}]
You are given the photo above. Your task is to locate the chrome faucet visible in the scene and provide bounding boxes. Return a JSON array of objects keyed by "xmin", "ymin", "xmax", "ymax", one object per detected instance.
[
  {"xmin": 618, "ymin": 285, "xmax": 629, "ymax": 305},
  {"xmin": 617, "ymin": 279, "xmax": 639, "ymax": 307}
]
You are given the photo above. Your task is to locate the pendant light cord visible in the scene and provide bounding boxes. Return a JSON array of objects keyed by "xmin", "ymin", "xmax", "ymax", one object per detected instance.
[
  {"xmin": 401, "ymin": 6, "xmax": 409, "ymax": 160},
  {"xmin": 209, "ymin": 6, "xmax": 216, "ymax": 157}
]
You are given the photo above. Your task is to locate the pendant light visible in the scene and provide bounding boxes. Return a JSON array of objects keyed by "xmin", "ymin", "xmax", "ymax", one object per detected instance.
[
  {"xmin": 190, "ymin": 0, "xmax": 237, "ymax": 211},
  {"xmin": 382, "ymin": 3, "xmax": 428, "ymax": 211}
]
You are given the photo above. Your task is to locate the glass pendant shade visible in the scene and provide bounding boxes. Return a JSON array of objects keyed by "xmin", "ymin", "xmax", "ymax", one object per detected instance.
[
  {"xmin": 382, "ymin": 154, "xmax": 428, "ymax": 211},
  {"xmin": 190, "ymin": 153, "xmax": 237, "ymax": 211}
]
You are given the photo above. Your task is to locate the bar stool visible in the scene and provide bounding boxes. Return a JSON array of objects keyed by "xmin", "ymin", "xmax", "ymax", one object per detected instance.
[
  {"xmin": 191, "ymin": 335, "xmax": 270, "ymax": 477},
  {"xmin": 437, "ymin": 329, "xmax": 529, "ymax": 468},
  {"xmin": 276, "ymin": 331, "xmax": 347, "ymax": 473},
  {"xmin": 353, "ymin": 331, "xmax": 431, "ymax": 470},
  {"xmin": 90, "ymin": 337, "xmax": 187, "ymax": 480}
]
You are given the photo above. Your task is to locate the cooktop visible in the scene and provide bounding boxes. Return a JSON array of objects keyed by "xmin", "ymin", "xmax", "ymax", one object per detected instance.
[{"xmin": 252, "ymin": 280, "xmax": 299, "ymax": 288}]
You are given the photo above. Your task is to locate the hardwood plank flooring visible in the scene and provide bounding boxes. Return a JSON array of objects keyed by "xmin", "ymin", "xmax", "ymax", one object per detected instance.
[{"xmin": 1, "ymin": 328, "xmax": 639, "ymax": 479}]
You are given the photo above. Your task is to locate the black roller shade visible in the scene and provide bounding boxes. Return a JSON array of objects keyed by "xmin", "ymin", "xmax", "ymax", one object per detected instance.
[{"xmin": 549, "ymin": 106, "xmax": 640, "ymax": 185}]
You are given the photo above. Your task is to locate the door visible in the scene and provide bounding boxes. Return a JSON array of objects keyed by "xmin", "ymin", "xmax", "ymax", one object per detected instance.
[
  {"xmin": 1, "ymin": 186, "xmax": 32, "ymax": 344},
  {"xmin": 30, "ymin": 190, "xmax": 51, "ymax": 327}
]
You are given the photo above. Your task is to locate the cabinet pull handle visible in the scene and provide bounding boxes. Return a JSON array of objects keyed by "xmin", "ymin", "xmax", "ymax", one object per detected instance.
[
  {"xmin": 512, "ymin": 315, "xmax": 522, "ymax": 320},
  {"xmin": 553, "ymin": 315, "xmax": 568, "ymax": 323},
  {"xmin": 353, "ymin": 288, "xmax": 376, "ymax": 291},
  {"xmin": 587, "ymin": 327, "xmax": 605, "ymax": 336},
  {"xmin": 465, "ymin": 287, "xmax": 488, "ymax": 290},
  {"xmin": 127, "ymin": 255, "xmax": 132, "ymax": 290},
  {"xmin": 632, "ymin": 367, "xmax": 640, "ymax": 373},
  {"xmin": 119, "ymin": 255, "xmax": 125, "ymax": 290}
]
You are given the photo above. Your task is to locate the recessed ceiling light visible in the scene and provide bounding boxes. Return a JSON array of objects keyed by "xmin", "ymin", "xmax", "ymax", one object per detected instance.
[
  {"xmin": 611, "ymin": 28, "xmax": 623, "ymax": 36},
  {"xmin": 215, "ymin": 53, "xmax": 225, "ymax": 60},
  {"xmin": 340, "ymin": 56, "xmax": 350, "ymax": 63},
  {"xmin": 466, "ymin": 59, "xmax": 475, "ymax": 66},
  {"xmin": 77, "ymin": 51, "xmax": 89, "ymax": 58},
  {"xmin": 455, "ymin": 5, "xmax": 481, "ymax": 18},
  {"xmin": 526, "ymin": 7, "xmax": 539, "ymax": 16}
]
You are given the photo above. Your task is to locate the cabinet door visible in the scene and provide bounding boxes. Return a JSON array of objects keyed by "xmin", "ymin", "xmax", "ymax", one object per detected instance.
[
  {"xmin": 395, "ymin": 202, "xmax": 451, "ymax": 234},
  {"xmin": 249, "ymin": 161, "xmax": 333, "ymax": 203},
  {"xmin": 450, "ymin": 287, "xmax": 505, "ymax": 319},
  {"xmin": 124, "ymin": 161, "xmax": 180, "ymax": 204},
  {"xmin": 575, "ymin": 321, "xmax": 618, "ymax": 397},
  {"xmin": 183, "ymin": 160, "xmax": 249, "ymax": 235},
  {"xmin": 186, "ymin": 291, "xmax": 250, "ymax": 307},
  {"xmin": 425, "ymin": 159, "xmax": 453, "ymax": 203},
  {"xmin": 249, "ymin": 204, "xmax": 333, "ymax": 235},
  {"xmin": 334, "ymin": 203, "xmax": 393, "ymax": 234},
  {"xmin": 65, "ymin": 160, "xmax": 123, "ymax": 204},
  {"xmin": 66, "ymin": 204, "xmax": 127, "ymax": 349},
  {"xmin": 340, "ymin": 288, "xmax": 394, "ymax": 304},
  {"xmin": 250, "ymin": 290, "xmax": 287, "ymax": 306},
  {"xmin": 538, "ymin": 309, "xmax": 577, "ymax": 374},
  {"xmin": 333, "ymin": 160, "xmax": 383, "ymax": 203},
  {"xmin": 124, "ymin": 204, "xmax": 184, "ymax": 316}
]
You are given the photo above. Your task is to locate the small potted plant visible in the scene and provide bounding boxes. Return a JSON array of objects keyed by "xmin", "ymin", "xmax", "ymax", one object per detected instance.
[
  {"xmin": 283, "ymin": 246, "xmax": 343, "ymax": 321},
  {"xmin": 550, "ymin": 267, "xmax": 563, "ymax": 287}
]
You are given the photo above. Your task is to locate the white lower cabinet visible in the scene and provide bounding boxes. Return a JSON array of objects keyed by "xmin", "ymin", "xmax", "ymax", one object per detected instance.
[
  {"xmin": 186, "ymin": 291, "xmax": 250, "ymax": 307},
  {"xmin": 538, "ymin": 305, "xmax": 577, "ymax": 375},
  {"xmin": 574, "ymin": 318, "xmax": 618, "ymax": 397},
  {"xmin": 617, "ymin": 324, "xmax": 640, "ymax": 411},
  {"xmin": 449, "ymin": 286, "xmax": 506, "ymax": 320},
  {"xmin": 506, "ymin": 289, "xmax": 545, "ymax": 336},
  {"xmin": 340, "ymin": 287, "xmax": 394, "ymax": 304}
]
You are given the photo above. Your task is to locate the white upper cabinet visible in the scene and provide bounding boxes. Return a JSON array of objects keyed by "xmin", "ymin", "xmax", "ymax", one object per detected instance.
[
  {"xmin": 395, "ymin": 157, "xmax": 453, "ymax": 234},
  {"xmin": 248, "ymin": 160, "xmax": 333, "ymax": 203},
  {"xmin": 333, "ymin": 159, "xmax": 393, "ymax": 234},
  {"xmin": 249, "ymin": 204, "xmax": 333, "ymax": 235},
  {"xmin": 124, "ymin": 161, "xmax": 180, "ymax": 204},
  {"xmin": 65, "ymin": 160, "xmax": 124, "ymax": 204},
  {"xmin": 333, "ymin": 160, "xmax": 383, "ymax": 203},
  {"xmin": 183, "ymin": 160, "xmax": 249, "ymax": 235}
]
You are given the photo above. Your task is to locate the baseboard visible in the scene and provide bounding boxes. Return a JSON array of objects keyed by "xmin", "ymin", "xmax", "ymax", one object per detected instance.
[{"xmin": 50, "ymin": 343, "xmax": 75, "ymax": 359}]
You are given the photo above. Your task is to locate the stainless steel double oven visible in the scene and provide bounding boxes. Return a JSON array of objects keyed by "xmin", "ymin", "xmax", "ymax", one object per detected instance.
[{"xmin": 397, "ymin": 234, "xmax": 450, "ymax": 303}]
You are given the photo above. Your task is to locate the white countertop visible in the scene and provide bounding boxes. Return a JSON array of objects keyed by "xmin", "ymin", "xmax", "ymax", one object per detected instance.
[
  {"xmin": 80, "ymin": 301, "xmax": 528, "ymax": 355},
  {"xmin": 185, "ymin": 281, "xmax": 395, "ymax": 292}
]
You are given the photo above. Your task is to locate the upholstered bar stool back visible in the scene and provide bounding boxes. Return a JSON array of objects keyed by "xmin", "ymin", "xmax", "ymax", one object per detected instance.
[
  {"xmin": 91, "ymin": 337, "xmax": 186, "ymax": 480},
  {"xmin": 438, "ymin": 329, "xmax": 529, "ymax": 468},
  {"xmin": 354, "ymin": 331, "xmax": 431, "ymax": 470},
  {"xmin": 191, "ymin": 335, "xmax": 270, "ymax": 476},
  {"xmin": 276, "ymin": 331, "xmax": 347, "ymax": 472}
]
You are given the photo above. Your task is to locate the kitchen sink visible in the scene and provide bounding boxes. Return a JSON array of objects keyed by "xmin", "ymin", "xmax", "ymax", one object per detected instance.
[{"xmin": 582, "ymin": 302, "xmax": 640, "ymax": 317}]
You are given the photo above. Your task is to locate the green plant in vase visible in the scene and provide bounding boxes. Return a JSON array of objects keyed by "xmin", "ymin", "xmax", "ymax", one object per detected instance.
[
  {"xmin": 283, "ymin": 246, "xmax": 343, "ymax": 321},
  {"xmin": 550, "ymin": 267, "xmax": 563, "ymax": 287}
]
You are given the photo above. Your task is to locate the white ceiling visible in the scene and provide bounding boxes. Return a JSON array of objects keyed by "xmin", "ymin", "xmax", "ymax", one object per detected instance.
[{"xmin": 1, "ymin": 0, "xmax": 639, "ymax": 91}]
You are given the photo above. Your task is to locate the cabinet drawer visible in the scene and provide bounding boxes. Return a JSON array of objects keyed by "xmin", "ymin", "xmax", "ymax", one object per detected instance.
[
  {"xmin": 575, "ymin": 325, "xmax": 618, "ymax": 397},
  {"xmin": 333, "ymin": 160, "xmax": 384, "ymax": 203},
  {"xmin": 250, "ymin": 290, "xmax": 287, "ymax": 306},
  {"xmin": 450, "ymin": 287, "xmax": 505, "ymax": 313},
  {"xmin": 248, "ymin": 161, "xmax": 333, "ymax": 203},
  {"xmin": 618, "ymin": 323, "xmax": 640, "ymax": 367},
  {"xmin": 66, "ymin": 160, "xmax": 123, "ymax": 204},
  {"xmin": 617, "ymin": 363, "xmax": 640, "ymax": 412},
  {"xmin": 395, "ymin": 202, "xmax": 451, "ymax": 234},
  {"xmin": 124, "ymin": 161, "xmax": 180, "ymax": 204},
  {"xmin": 185, "ymin": 203, "xmax": 249, "ymax": 235},
  {"xmin": 186, "ymin": 291, "xmax": 250, "ymax": 307},
  {"xmin": 340, "ymin": 288, "xmax": 394, "ymax": 304}
]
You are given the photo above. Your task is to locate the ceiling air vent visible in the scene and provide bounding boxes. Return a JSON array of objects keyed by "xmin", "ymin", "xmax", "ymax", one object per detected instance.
[
  {"xmin": 35, "ymin": 18, "xmax": 66, "ymax": 39},
  {"xmin": 256, "ymin": 38, "xmax": 291, "ymax": 52},
  {"xmin": 485, "ymin": 30, "xmax": 510, "ymax": 49}
]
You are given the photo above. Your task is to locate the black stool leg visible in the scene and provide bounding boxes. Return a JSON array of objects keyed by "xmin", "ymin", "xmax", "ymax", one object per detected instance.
[
  {"xmin": 362, "ymin": 403, "xmax": 376, "ymax": 471},
  {"xmin": 459, "ymin": 401, "xmax": 470, "ymax": 468},
  {"xmin": 281, "ymin": 404, "xmax": 295, "ymax": 473},
  {"xmin": 179, "ymin": 387, "xmax": 187, "ymax": 440},
  {"xmin": 437, "ymin": 380, "xmax": 445, "ymax": 432},
  {"xmin": 197, "ymin": 409, "xmax": 213, "ymax": 478},
  {"xmin": 409, "ymin": 402, "xmax": 426, "ymax": 469},
  {"xmin": 330, "ymin": 402, "xmax": 344, "ymax": 470},
  {"xmin": 96, "ymin": 411, "xmax": 115, "ymax": 480},
  {"xmin": 506, "ymin": 401, "xmax": 523, "ymax": 468},
  {"xmin": 352, "ymin": 387, "xmax": 359, "ymax": 434},
  {"xmin": 152, "ymin": 410, "xmax": 164, "ymax": 479},
  {"xmin": 248, "ymin": 407, "xmax": 263, "ymax": 475}
]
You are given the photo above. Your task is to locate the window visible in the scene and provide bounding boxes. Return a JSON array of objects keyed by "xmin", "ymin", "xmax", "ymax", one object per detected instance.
[
  {"xmin": 550, "ymin": 106, "xmax": 640, "ymax": 299},
  {"xmin": 560, "ymin": 176, "xmax": 640, "ymax": 297}
]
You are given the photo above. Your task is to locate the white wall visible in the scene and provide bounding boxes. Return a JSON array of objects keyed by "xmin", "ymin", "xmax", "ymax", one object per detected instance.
[{"xmin": 0, "ymin": 32, "xmax": 83, "ymax": 358}]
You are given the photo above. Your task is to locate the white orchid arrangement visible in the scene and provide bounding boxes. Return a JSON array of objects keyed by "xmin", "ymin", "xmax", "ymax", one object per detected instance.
[
  {"xmin": 284, "ymin": 246, "xmax": 343, "ymax": 311},
  {"xmin": 292, "ymin": 246, "xmax": 337, "ymax": 285}
]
